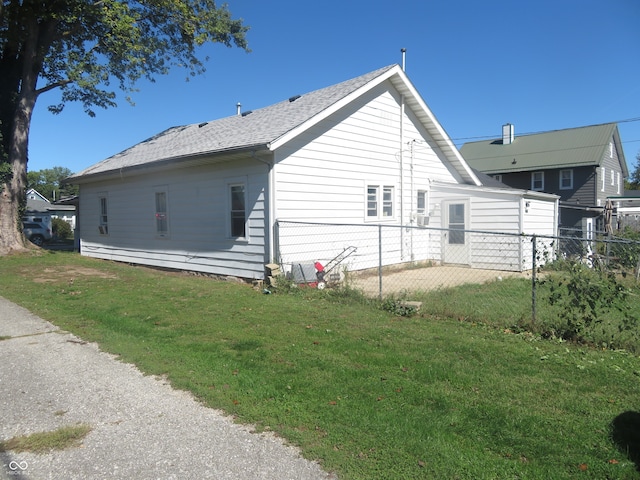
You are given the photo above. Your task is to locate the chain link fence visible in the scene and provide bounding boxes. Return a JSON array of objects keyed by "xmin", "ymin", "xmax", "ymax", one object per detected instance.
[{"xmin": 275, "ymin": 220, "xmax": 640, "ymax": 326}]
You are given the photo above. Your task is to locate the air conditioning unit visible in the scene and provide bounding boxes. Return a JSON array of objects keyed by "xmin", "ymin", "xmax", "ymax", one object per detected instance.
[{"xmin": 416, "ymin": 214, "xmax": 429, "ymax": 227}]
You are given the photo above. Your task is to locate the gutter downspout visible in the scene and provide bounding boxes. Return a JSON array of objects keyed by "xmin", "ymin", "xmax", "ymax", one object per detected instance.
[{"xmin": 400, "ymin": 94, "xmax": 405, "ymax": 260}]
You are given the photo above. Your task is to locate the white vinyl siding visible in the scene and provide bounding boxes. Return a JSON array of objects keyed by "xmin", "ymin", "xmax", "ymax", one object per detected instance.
[
  {"xmin": 428, "ymin": 183, "xmax": 557, "ymax": 271},
  {"xmin": 274, "ymin": 83, "xmax": 457, "ymax": 224},
  {"xmin": 79, "ymin": 159, "xmax": 267, "ymax": 279}
]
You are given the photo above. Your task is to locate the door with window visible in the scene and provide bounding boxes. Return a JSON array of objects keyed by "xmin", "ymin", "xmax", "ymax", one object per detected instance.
[{"xmin": 442, "ymin": 200, "xmax": 470, "ymax": 265}]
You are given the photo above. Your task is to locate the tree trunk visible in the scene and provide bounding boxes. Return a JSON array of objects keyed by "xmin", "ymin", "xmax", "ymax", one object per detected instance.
[
  {"xmin": 0, "ymin": 17, "xmax": 45, "ymax": 255},
  {"xmin": 0, "ymin": 98, "xmax": 35, "ymax": 254}
]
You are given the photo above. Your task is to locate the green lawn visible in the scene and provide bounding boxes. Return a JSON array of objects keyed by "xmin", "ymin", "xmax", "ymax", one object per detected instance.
[{"xmin": 1, "ymin": 251, "xmax": 639, "ymax": 479}]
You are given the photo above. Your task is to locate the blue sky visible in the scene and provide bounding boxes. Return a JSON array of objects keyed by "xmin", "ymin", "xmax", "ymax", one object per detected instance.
[{"xmin": 28, "ymin": 0, "xmax": 640, "ymax": 176}]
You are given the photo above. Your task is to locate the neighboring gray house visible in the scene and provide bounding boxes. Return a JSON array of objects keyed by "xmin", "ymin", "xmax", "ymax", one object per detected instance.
[
  {"xmin": 67, "ymin": 65, "xmax": 558, "ymax": 279},
  {"xmin": 24, "ymin": 188, "xmax": 76, "ymax": 230},
  {"xmin": 460, "ymin": 123, "xmax": 628, "ymax": 235}
]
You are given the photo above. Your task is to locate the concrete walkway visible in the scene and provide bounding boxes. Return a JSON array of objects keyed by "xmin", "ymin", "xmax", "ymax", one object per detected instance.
[{"xmin": 0, "ymin": 297, "xmax": 333, "ymax": 480}]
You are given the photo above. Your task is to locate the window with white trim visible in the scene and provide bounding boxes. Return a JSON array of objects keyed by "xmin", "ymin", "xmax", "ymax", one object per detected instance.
[
  {"xmin": 611, "ymin": 169, "xmax": 615, "ymax": 186},
  {"xmin": 366, "ymin": 185, "xmax": 394, "ymax": 220},
  {"xmin": 229, "ymin": 183, "xmax": 247, "ymax": 238},
  {"xmin": 531, "ymin": 172, "xmax": 544, "ymax": 191},
  {"xmin": 601, "ymin": 167, "xmax": 605, "ymax": 192},
  {"xmin": 416, "ymin": 190, "xmax": 427, "ymax": 215},
  {"xmin": 559, "ymin": 169, "xmax": 573, "ymax": 190},
  {"xmin": 617, "ymin": 172, "xmax": 621, "ymax": 194},
  {"xmin": 154, "ymin": 188, "xmax": 169, "ymax": 237},
  {"xmin": 98, "ymin": 194, "xmax": 108, "ymax": 235}
]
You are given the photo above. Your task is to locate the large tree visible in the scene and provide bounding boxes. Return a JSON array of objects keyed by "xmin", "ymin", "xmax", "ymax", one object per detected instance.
[{"xmin": 0, "ymin": 0, "xmax": 248, "ymax": 253}]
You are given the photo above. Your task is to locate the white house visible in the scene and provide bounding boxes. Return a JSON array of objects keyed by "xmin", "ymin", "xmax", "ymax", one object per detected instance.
[{"xmin": 67, "ymin": 64, "xmax": 558, "ymax": 279}]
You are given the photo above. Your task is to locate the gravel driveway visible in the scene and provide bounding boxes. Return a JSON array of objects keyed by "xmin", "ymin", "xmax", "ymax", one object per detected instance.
[{"xmin": 0, "ymin": 297, "xmax": 333, "ymax": 480}]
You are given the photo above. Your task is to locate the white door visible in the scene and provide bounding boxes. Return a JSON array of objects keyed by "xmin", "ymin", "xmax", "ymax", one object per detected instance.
[{"xmin": 442, "ymin": 200, "xmax": 470, "ymax": 265}]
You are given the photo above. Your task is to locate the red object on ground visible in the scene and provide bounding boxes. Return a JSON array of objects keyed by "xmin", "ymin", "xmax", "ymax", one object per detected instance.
[{"xmin": 314, "ymin": 262, "xmax": 324, "ymax": 272}]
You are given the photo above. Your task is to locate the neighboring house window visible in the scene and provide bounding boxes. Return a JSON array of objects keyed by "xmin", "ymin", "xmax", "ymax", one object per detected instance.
[
  {"xmin": 601, "ymin": 167, "xmax": 606, "ymax": 192},
  {"xmin": 617, "ymin": 172, "xmax": 621, "ymax": 195},
  {"xmin": 559, "ymin": 169, "xmax": 573, "ymax": 190},
  {"xmin": 154, "ymin": 188, "xmax": 169, "ymax": 237},
  {"xmin": 493, "ymin": 174, "xmax": 502, "ymax": 183},
  {"xmin": 366, "ymin": 185, "xmax": 394, "ymax": 220},
  {"xmin": 229, "ymin": 183, "xmax": 246, "ymax": 238},
  {"xmin": 99, "ymin": 194, "xmax": 108, "ymax": 235},
  {"xmin": 611, "ymin": 169, "xmax": 615, "ymax": 186},
  {"xmin": 531, "ymin": 172, "xmax": 544, "ymax": 191},
  {"xmin": 609, "ymin": 142, "xmax": 613, "ymax": 158}
]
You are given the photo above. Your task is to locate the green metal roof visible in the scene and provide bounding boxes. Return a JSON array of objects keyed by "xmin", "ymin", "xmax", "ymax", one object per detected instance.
[{"xmin": 460, "ymin": 123, "xmax": 627, "ymax": 176}]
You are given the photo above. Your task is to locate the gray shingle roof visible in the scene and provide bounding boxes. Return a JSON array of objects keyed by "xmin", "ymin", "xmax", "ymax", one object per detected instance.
[
  {"xmin": 460, "ymin": 123, "xmax": 627, "ymax": 176},
  {"xmin": 71, "ymin": 65, "xmax": 398, "ymax": 180}
]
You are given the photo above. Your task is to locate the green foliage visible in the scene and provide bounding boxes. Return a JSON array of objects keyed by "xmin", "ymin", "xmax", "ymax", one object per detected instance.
[
  {"xmin": 0, "ymin": 425, "xmax": 92, "ymax": 453},
  {"xmin": 0, "ymin": 0, "xmax": 249, "ymax": 247},
  {"xmin": 1, "ymin": 1, "xmax": 249, "ymax": 116},
  {"xmin": 543, "ymin": 261, "xmax": 638, "ymax": 345},
  {"xmin": 52, "ymin": 217, "xmax": 73, "ymax": 239},
  {"xmin": 380, "ymin": 296, "xmax": 419, "ymax": 317},
  {"xmin": 0, "ymin": 161, "xmax": 12, "ymax": 187},
  {"xmin": 625, "ymin": 151, "xmax": 640, "ymax": 190},
  {"xmin": 27, "ymin": 166, "xmax": 77, "ymax": 200},
  {"xmin": 605, "ymin": 229, "xmax": 640, "ymax": 270}
]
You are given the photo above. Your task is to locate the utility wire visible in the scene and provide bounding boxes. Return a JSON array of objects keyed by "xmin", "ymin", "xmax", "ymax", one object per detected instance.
[{"xmin": 449, "ymin": 117, "xmax": 640, "ymax": 144}]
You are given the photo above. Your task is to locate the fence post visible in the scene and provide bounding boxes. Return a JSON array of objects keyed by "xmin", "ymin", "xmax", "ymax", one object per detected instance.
[
  {"xmin": 531, "ymin": 234, "xmax": 537, "ymax": 323},
  {"xmin": 378, "ymin": 224, "xmax": 383, "ymax": 300}
]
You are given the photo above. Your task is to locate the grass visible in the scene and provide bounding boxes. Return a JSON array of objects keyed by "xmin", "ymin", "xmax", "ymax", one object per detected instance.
[
  {"xmin": 1, "ymin": 251, "xmax": 640, "ymax": 478},
  {"xmin": 0, "ymin": 425, "xmax": 92, "ymax": 453},
  {"xmin": 406, "ymin": 271, "xmax": 640, "ymax": 352}
]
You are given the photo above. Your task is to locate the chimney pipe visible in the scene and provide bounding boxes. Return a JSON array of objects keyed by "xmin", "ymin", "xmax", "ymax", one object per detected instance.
[
  {"xmin": 401, "ymin": 48, "xmax": 406, "ymax": 72},
  {"xmin": 502, "ymin": 123, "xmax": 514, "ymax": 145},
  {"xmin": 236, "ymin": 102, "xmax": 241, "ymax": 116}
]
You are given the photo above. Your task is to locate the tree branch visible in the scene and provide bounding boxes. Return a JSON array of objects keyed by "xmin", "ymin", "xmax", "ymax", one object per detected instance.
[{"xmin": 35, "ymin": 79, "xmax": 72, "ymax": 96}]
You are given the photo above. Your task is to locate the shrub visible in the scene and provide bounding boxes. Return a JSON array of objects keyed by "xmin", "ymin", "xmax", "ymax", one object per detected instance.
[
  {"xmin": 52, "ymin": 218, "xmax": 73, "ymax": 240},
  {"xmin": 542, "ymin": 260, "xmax": 639, "ymax": 348}
]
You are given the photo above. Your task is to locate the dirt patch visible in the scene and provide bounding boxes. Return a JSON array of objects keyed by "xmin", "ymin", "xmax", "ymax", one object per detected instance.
[{"xmin": 30, "ymin": 267, "xmax": 118, "ymax": 283}]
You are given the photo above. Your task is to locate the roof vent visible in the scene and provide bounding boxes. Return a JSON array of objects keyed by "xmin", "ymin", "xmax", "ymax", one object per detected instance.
[
  {"xmin": 236, "ymin": 102, "xmax": 241, "ymax": 115},
  {"xmin": 502, "ymin": 123, "xmax": 514, "ymax": 145},
  {"xmin": 198, "ymin": 122, "xmax": 208, "ymax": 128},
  {"xmin": 289, "ymin": 95, "xmax": 301, "ymax": 103},
  {"xmin": 241, "ymin": 110, "xmax": 253, "ymax": 117}
]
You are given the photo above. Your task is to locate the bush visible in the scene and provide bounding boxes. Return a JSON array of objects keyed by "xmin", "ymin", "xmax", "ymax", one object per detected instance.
[
  {"xmin": 52, "ymin": 218, "xmax": 73, "ymax": 240},
  {"xmin": 541, "ymin": 260, "xmax": 639, "ymax": 348}
]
